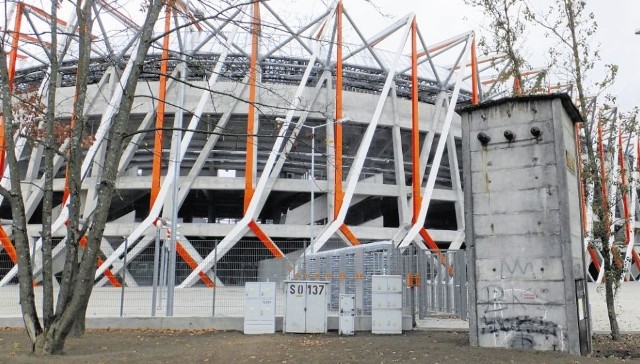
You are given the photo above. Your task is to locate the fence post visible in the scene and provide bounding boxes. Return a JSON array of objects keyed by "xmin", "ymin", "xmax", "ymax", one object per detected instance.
[
  {"xmin": 212, "ymin": 241, "xmax": 217, "ymax": 317},
  {"xmin": 152, "ymin": 228, "xmax": 160, "ymax": 316},
  {"xmin": 119, "ymin": 237, "xmax": 128, "ymax": 317}
]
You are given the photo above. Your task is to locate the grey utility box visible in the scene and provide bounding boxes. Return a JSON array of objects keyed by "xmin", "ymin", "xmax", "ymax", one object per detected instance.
[
  {"xmin": 461, "ymin": 95, "xmax": 591, "ymax": 355},
  {"xmin": 244, "ymin": 282, "xmax": 276, "ymax": 334},
  {"xmin": 284, "ymin": 281, "xmax": 329, "ymax": 333},
  {"xmin": 339, "ymin": 294, "xmax": 356, "ymax": 335},
  {"xmin": 371, "ymin": 275, "xmax": 403, "ymax": 334}
]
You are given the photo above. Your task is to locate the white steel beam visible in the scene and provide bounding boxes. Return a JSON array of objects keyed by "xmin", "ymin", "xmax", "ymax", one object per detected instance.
[
  {"xmin": 390, "ymin": 83, "xmax": 410, "ymax": 227},
  {"xmin": 1, "ymin": 38, "xmax": 145, "ymax": 286},
  {"xmin": 311, "ymin": 15, "xmax": 413, "ymax": 253},
  {"xmin": 96, "ymin": 12, "xmax": 249, "ymax": 279},
  {"xmin": 399, "ymin": 34, "xmax": 471, "ymax": 249},
  {"xmin": 178, "ymin": 8, "xmax": 333, "ymax": 288}
]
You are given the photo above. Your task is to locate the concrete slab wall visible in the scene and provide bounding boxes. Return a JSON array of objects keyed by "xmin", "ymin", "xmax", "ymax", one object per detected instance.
[{"xmin": 462, "ymin": 95, "xmax": 589, "ymax": 355}]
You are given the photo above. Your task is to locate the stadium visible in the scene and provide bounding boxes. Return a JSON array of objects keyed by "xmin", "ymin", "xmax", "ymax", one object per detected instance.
[{"xmin": 0, "ymin": 0, "xmax": 483, "ymax": 293}]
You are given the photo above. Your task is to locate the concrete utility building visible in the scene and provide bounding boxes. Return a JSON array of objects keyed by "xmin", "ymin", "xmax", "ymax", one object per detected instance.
[{"xmin": 0, "ymin": 0, "xmax": 484, "ymax": 288}]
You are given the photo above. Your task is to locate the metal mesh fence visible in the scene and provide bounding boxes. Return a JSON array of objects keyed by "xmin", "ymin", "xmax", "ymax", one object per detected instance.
[{"xmin": 0, "ymin": 239, "xmax": 468, "ymax": 320}]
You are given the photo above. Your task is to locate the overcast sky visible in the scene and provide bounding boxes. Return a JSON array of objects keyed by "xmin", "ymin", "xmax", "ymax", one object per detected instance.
[{"xmin": 356, "ymin": 0, "xmax": 640, "ymax": 114}]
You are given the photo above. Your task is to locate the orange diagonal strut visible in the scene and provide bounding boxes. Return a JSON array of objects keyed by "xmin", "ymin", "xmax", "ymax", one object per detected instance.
[
  {"xmin": 0, "ymin": 227, "xmax": 18, "ymax": 264},
  {"xmin": 419, "ymin": 228, "xmax": 453, "ymax": 275},
  {"xmin": 79, "ymin": 236, "xmax": 121, "ymax": 287},
  {"xmin": 176, "ymin": 241, "xmax": 215, "ymax": 287},
  {"xmin": 248, "ymin": 220, "xmax": 285, "ymax": 258}
]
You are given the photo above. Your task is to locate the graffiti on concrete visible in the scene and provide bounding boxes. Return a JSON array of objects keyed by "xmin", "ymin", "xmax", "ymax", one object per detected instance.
[
  {"xmin": 483, "ymin": 286, "xmax": 550, "ymax": 313},
  {"xmin": 479, "ymin": 315, "xmax": 562, "ymax": 350},
  {"xmin": 500, "ymin": 259, "xmax": 533, "ymax": 279},
  {"xmin": 481, "ymin": 315, "xmax": 559, "ymax": 336}
]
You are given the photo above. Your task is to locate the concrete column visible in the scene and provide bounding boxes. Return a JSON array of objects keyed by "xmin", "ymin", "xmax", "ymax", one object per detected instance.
[{"xmin": 462, "ymin": 95, "xmax": 590, "ymax": 355}]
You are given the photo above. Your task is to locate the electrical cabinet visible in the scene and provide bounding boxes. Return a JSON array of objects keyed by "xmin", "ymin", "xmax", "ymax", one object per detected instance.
[
  {"xmin": 339, "ymin": 294, "xmax": 355, "ymax": 335},
  {"xmin": 371, "ymin": 275, "xmax": 402, "ymax": 334},
  {"xmin": 244, "ymin": 282, "xmax": 276, "ymax": 334},
  {"xmin": 284, "ymin": 281, "xmax": 329, "ymax": 333}
]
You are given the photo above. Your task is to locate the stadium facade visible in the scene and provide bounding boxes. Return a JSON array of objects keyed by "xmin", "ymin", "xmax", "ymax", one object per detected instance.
[{"xmin": 0, "ymin": 0, "xmax": 483, "ymax": 287}]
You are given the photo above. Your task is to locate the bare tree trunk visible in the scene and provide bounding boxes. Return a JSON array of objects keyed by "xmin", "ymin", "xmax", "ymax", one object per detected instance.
[
  {"xmin": 604, "ymin": 270, "xmax": 620, "ymax": 340},
  {"xmin": 41, "ymin": 0, "xmax": 60, "ymax": 329},
  {"xmin": 563, "ymin": 0, "xmax": 621, "ymax": 340},
  {"xmin": 30, "ymin": 0, "xmax": 165, "ymax": 353},
  {"xmin": 69, "ymin": 305, "xmax": 87, "ymax": 337},
  {"xmin": 0, "ymin": 35, "xmax": 43, "ymax": 351}
]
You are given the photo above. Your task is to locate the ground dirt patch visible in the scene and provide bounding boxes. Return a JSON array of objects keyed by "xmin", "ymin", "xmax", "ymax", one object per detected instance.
[{"xmin": 0, "ymin": 328, "xmax": 638, "ymax": 363}]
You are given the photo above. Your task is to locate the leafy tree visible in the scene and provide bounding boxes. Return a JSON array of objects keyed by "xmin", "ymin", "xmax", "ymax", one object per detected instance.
[
  {"xmin": 469, "ymin": 0, "xmax": 627, "ymax": 340},
  {"xmin": 526, "ymin": 0, "xmax": 624, "ymax": 340},
  {"xmin": 464, "ymin": 0, "xmax": 528, "ymax": 95}
]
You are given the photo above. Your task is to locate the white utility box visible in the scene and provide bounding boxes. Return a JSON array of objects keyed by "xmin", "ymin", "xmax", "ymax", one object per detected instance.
[
  {"xmin": 284, "ymin": 280, "xmax": 329, "ymax": 333},
  {"xmin": 371, "ymin": 275, "xmax": 403, "ymax": 334},
  {"xmin": 339, "ymin": 294, "xmax": 356, "ymax": 335},
  {"xmin": 244, "ymin": 282, "xmax": 276, "ymax": 334}
]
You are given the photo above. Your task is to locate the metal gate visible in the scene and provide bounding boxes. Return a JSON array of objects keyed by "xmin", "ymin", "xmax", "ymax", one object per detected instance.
[{"xmin": 401, "ymin": 246, "xmax": 468, "ymax": 320}]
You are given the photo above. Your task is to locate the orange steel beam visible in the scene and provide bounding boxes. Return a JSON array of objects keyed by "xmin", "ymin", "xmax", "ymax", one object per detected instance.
[
  {"xmin": 575, "ymin": 124, "xmax": 602, "ymax": 276},
  {"xmin": 419, "ymin": 228, "xmax": 453, "ymax": 275},
  {"xmin": 2, "ymin": 50, "xmax": 26, "ymax": 60},
  {"xmin": 415, "ymin": 35, "xmax": 465, "ymax": 58},
  {"xmin": 8, "ymin": 2, "xmax": 23, "ymax": 92},
  {"xmin": 612, "ymin": 245, "xmax": 624, "ymax": 269},
  {"xmin": 175, "ymin": 241, "xmax": 215, "ymax": 287},
  {"xmin": 410, "ymin": 18, "xmax": 421, "ymax": 222},
  {"xmin": 1, "ymin": 3, "xmax": 22, "ymax": 171},
  {"xmin": 0, "ymin": 4, "xmax": 24, "ymax": 266},
  {"xmin": 575, "ymin": 124, "xmax": 589, "ymax": 234},
  {"xmin": 62, "ymin": 81, "xmax": 82, "ymax": 203},
  {"xmin": 0, "ymin": 226, "xmax": 18, "ymax": 264},
  {"xmin": 244, "ymin": 0, "xmax": 260, "ymax": 211},
  {"xmin": 483, "ymin": 69, "xmax": 544, "ymax": 87},
  {"xmin": 333, "ymin": 2, "xmax": 359, "ymax": 246},
  {"xmin": 150, "ymin": 6, "xmax": 215, "ymax": 286},
  {"xmin": 96, "ymin": 0, "xmax": 139, "ymax": 31},
  {"xmin": 513, "ymin": 76, "xmax": 522, "ymax": 96},
  {"xmin": 596, "ymin": 121, "xmax": 610, "ymax": 233},
  {"xmin": 618, "ymin": 132, "xmax": 631, "ymax": 245},
  {"xmin": 448, "ymin": 54, "xmax": 508, "ymax": 70},
  {"xmin": 174, "ymin": 0, "xmax": 204, "ymax": 31},
  {"xmin": 248, "ymin": 220, "xmax": 285, "ymax": 258},
  {"xmin": 22, "ymin": 3, "xmax": 68, "ymax": 27},
  {"xmin": 339, "ymin": 224, "xmax": 360, "ymax": 245},
  {"xmin": 79, "ymin": 236, "xmax": 121, "ymax": 287},
  {"xmin": 150, "ymin": 5, "xmax": 172, "ymax": 208},
  {"xmin": 618, "ymin": 132, "xmax": 640, "ymax": 271},
  {"xmin": 519, "ymin": 69, "xmax": 544, "ymax": 77},
  {"xmin": 588, "ymin": 248, "xmax": 602, "ymax": 272},
  {"xmin": 470, "ymin": 37, "xmax": 479, "ymax": 105},
  {"xmin": 15, "ymin": 33, "xmax": 51, "ymax": 48},
  {"xmin": 334, "ymin": 0, "xmax": 344, "ymax": 217}
]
